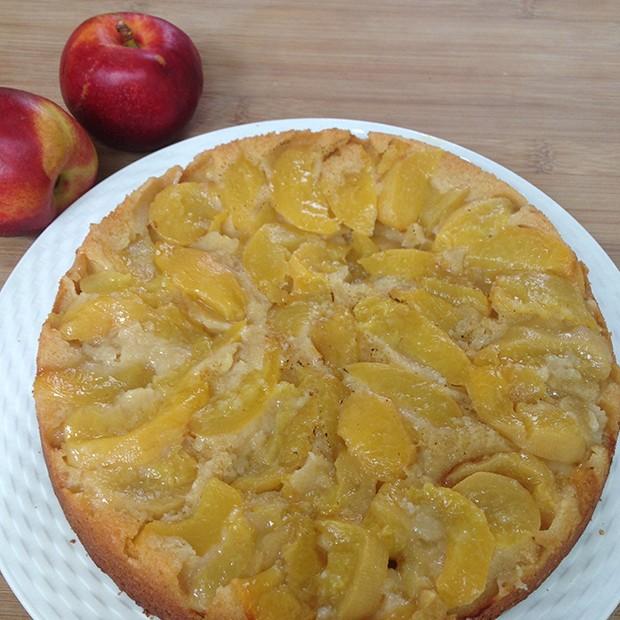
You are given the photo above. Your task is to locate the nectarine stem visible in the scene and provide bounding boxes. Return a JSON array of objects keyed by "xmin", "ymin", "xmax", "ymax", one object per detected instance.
[{"xmin": 116, "ymin": 20, "xmax": 139, "ymax": 48}]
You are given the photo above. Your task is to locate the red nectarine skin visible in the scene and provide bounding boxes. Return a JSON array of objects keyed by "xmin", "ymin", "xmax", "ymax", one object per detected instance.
[
  {"xmin": 60, "ymin": 13, "xmax": 204, "ymax": 152},
  {"xmin": 0, "ymin": 88, "xmax": 98, "ymax": 235}
]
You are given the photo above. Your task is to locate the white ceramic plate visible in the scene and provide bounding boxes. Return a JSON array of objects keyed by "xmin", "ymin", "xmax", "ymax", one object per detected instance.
[{"xmin": 0, "ymin": 119, "xmax": 618, "ymax": 620}]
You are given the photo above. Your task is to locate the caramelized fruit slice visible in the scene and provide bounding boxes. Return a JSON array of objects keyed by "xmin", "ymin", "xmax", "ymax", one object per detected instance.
[
  {"xmin": 318, "ymin": 449, "xmax": 377, "ymax": 519},
  {"xmin": 233, "ymin": 468, "xmax": 285, "ymax": 495},
  {"xmin": 155, "ymin": 247, "xmax": 246, "ymax": 321},
  {"xmin": 266, "ymin": 370, "xmax": 344, "ymax": 471},
  {"xmin": 149, "ymin": 182, "xmax": 219, "ymax": 245},
  {"xmin": 272, "ymin": 147, "xmax": 339, "ymax": 235},
  {"xmin": 490, "ymin": 272, "xmax": 596, "ymax": 328},
  {"xmin": 257, "ymin": 382, "xmax": 303, "ymax": 470},
  {"xmin": 94, "ymin": 448, "xmax": 197, "ymax": 517},
  {"xmin": 283, "ymin": 516, "xmax": 322, "ymax": 604},
  {"xmin": 274, "ymin": 406, "xmax": 325, "ymax": 473},
  {"xmin": 254, "ymin": 586, "xmax": 309, "ymax": 620},
  {"xmin": 378, "ymin": 152, "xmax": 440, "ymax": 230},
  {"xmin": 219, "ymin": 157, "xmax": 273, "ymax": 237},
  {"xmin": 318, "ymin": 520, "xmax": 388, "ymax": 620},
  {"xmin": 238, "ymin": 565, "xmax": 282, "ymax": 614},
  {"xmin": 418, "ymin": 277, "xmax": 490, "ymax": 315},
  {"xmin": 149, "ymin": 302, "xmax": 204, "ymax": 345},
  {"xmin": 516, "ymin": 401, "xmax": 587, "ymax": 464},
  {"xmin": 359, "ymin": 248, "xmax": 437, "ymax": 280},
  {"xmin": 445, "ymin": 452, "xmax": 557, "ymax": 527},
  {"xmin": 346, "ymin": 362, "xmax": 462, "ymax": 426},
  {"xmin": 296, "ymin": 369, "xmax": 345, "ymax": 455},
  {"xmin": 240, "ymin": 566, "xmax": 312, "ymax": 620},
  {"xmin": 409, "ymin": 484, "xmax": 495, "ymax": 610},
  {"xmin": 466, "ymin": 365, "xmax": 526, "ymax": 445},
  {"xmin": 392, "ymin": 288, "xmax": 466, "ymax": 334},
  {"xmin": 35, "ymin": 368, "xmax": 127, "ymax": 409},
  {"xmin": 467, "ymin": 366, "xmax": 588, "ymax": 464},
  {"xmin": 475, "ymin": 325, "xmax": 612, "ymax": 381},
  {"xmin": 433, "ymin": 197, "xmax": 514, "ymax": 251},
  {"xmin": 269, "ymin": 301, "xmax": 314, "ymax": 338},
  {"xmin": 65, "ymin": 369, "xmax": 209, "ymax": 469},
  {"xmin": 110, "ymin": 363, "xmax": 156, "ymax": 389},
  {"xmin": 249, "ymin": 500, "xmax": 288, "ymax": 571},
  {"xmin": 231, "ymin": 386, "xmax": 305, "ymax": 487},
  {"xmin": 338, "ymin": 391, "xmax": 414, "ymax": 481},
  {"xmin": 466, "ymin": 227, "xmax": 577, "ymax": 280},
  {"xmin": 190, "ymin": 348, "xmax": 280, "ymax": 436},
  {"xmin": 293, "ymin": 240, "xmax": 348, "ymax": 273},
  {"xmin": 364, "ymin": 481, "xmax": 412, "ymax": 556},
  {"xmin": 354, "ymin": 296, "xmax": 471, "ymax": 385},
  {"xmin": 243, "ymin": 225, "xmax": 291, "ymax": 303},
  {"xmin": 288, "ymin": 240, "xmax": 348, "ymax": 300},
  {"xmin": 188, "ymin": 511, "xmax": 256, "ymax": 607},
  {"xmin": 419, "ymin": 187, "xmax": 469, "ymax": 232},
  {"xmin": 311, "ymin": 307, "xmax": 358, "ymax": 367},
  {"xmin": 349, "ymin": 231, "xmax": 379, "ymax": 261},
  {"xmin": 246, "ymin": 501, "xmax": 287, "ymax": 576},
  {"xmin": 137, "ymin": 478, "xmax": 242, "ymax": 554},
  {"xmin": 59, "ymin": 292, "xmax": 150, "ymax": 342},
  {"xmin": 64, "ymin": 394, "xmax": 157, "ymax": 441},
  {"xmin": 287, "ymin": 253, "xmax": 330, "ymax": 300},
  {"xmin": 323, "ymin": 160, "xmax": 377, "ymax": 235},
  {"xmin": 258, "ymin": 221, "xmax": 310, "ymax": 252},
  {"xmin": 79, "ymin": 270, "xmax": 135, "ymax": 294},
  {"xmin": 376, "ymin": 138, "xmax": 412, "ymax": 175},
  {"xmin": 452, "ymin": 472, "xmax": 541, "ymax": 547}
]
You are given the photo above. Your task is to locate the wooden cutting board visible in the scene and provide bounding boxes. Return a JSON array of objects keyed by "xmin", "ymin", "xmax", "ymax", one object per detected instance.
[{"xmin": 1, "ymin": 1, "xmax": 618, "ymax": 618}]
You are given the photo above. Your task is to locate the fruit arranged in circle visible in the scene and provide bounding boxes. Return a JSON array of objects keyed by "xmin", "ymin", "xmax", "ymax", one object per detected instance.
[{"xmin": 35, "ymin": 130, "xmax": 619, "ymax": 620}]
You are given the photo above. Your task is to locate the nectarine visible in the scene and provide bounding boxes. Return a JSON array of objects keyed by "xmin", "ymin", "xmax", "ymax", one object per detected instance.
[
  {"xmin": 60, "ymin": 13, "xmax": 203, "ymax": 152},
  {"xmin": 0, "ymin": 88, "xmax": 98, "ymax": 235}
]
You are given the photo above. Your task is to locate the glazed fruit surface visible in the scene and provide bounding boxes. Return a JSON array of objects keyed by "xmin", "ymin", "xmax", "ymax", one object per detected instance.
[{"xmin": 35, "ymin": 130, "xmax": 619, "ymax": 620}]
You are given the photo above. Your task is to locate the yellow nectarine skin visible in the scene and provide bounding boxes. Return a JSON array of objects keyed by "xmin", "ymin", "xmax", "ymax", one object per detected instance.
[{"xmin": 0, "ymin": 87, "xmax": 98, "ymax": 235}]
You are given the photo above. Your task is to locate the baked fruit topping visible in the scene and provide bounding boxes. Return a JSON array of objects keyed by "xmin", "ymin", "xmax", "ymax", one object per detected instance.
[{"xmin": 35, "ymin": 129, "xmax": 619, "ymax": 620}]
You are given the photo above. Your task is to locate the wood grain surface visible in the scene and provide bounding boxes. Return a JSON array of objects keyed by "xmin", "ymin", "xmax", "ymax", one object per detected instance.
[{"xmin": 1, "ymin": 1, "xmax": 619, "ymax": 618}]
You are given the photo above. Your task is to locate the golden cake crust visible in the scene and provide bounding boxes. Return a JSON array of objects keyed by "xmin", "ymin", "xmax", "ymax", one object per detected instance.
[{"xmin": 35, "ymin": 129, "xmax": 619, "ymax": 620}]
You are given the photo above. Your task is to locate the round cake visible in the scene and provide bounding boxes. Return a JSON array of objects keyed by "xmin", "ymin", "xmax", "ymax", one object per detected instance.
[{"xmin": 34, "ymin": 129, "xmax": 619, "ymax": 620}]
